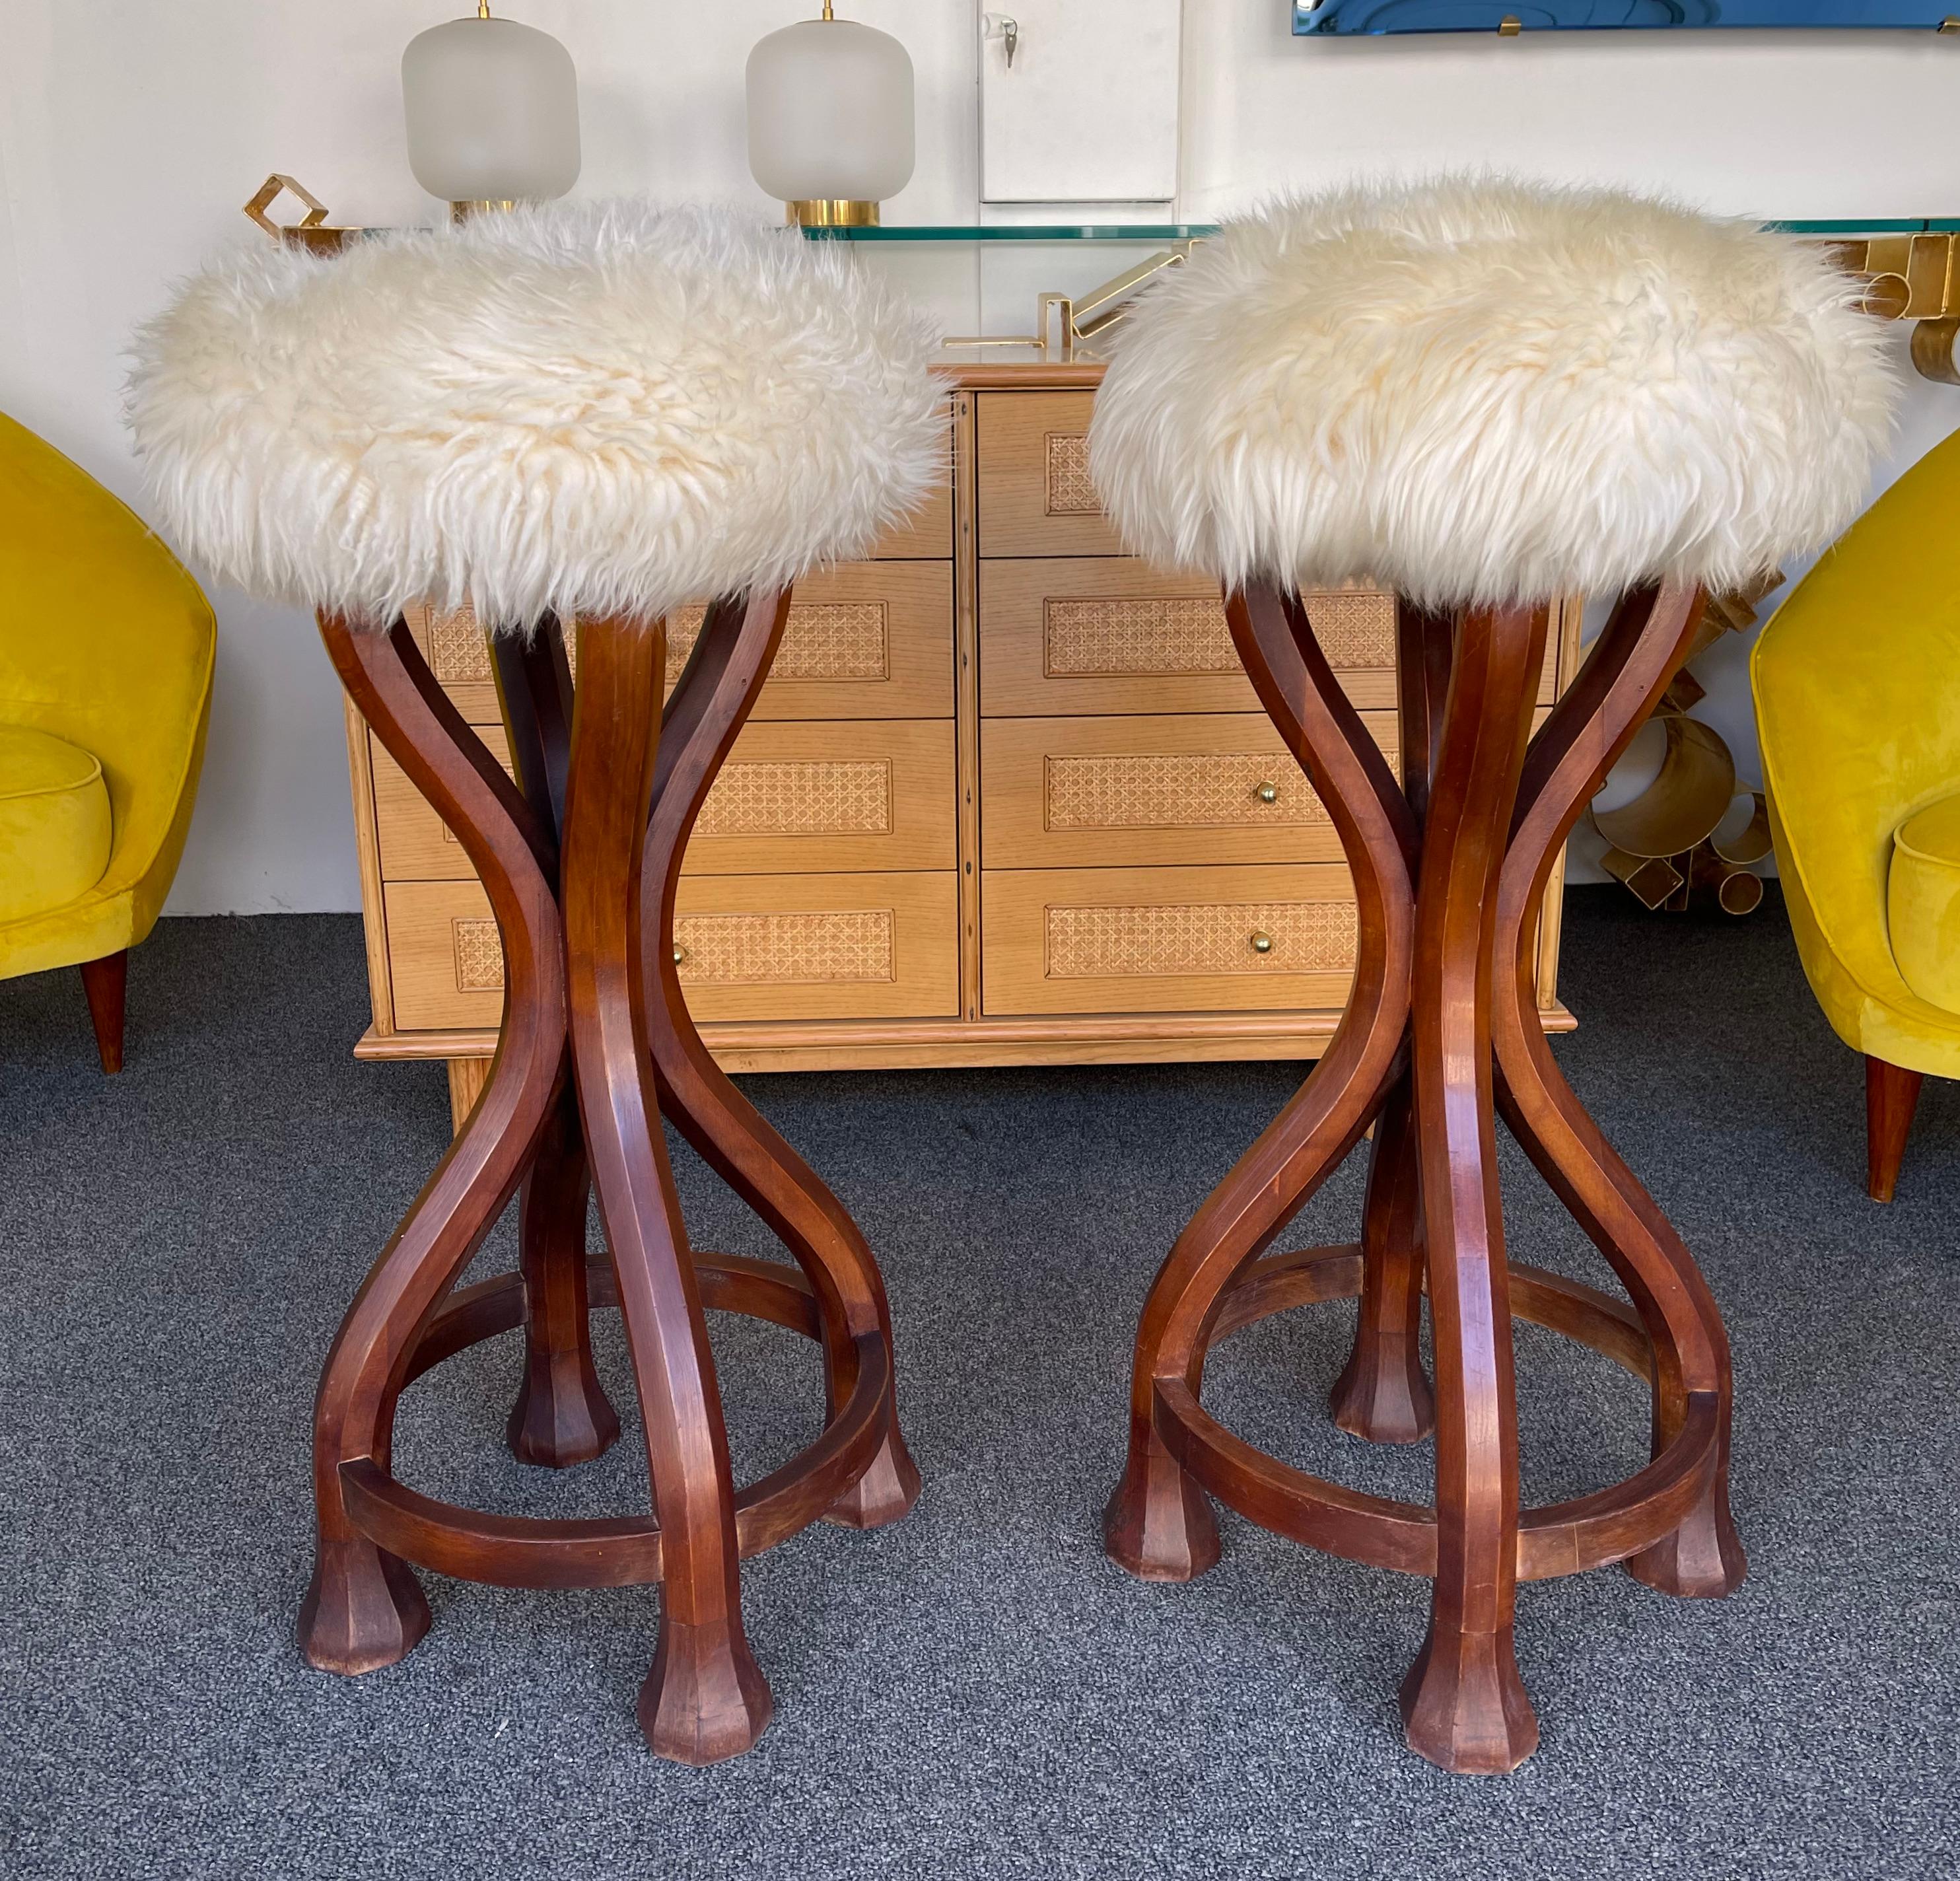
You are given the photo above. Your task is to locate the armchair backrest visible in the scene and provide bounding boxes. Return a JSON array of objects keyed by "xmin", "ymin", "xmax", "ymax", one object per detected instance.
[
  {"xmin": 1754, "ymin": 426, "xmax": 1960, "ymax": 1010},
  {"xmin": 0, "ymin": 412, "xmax": 215, "ymax": 899}
]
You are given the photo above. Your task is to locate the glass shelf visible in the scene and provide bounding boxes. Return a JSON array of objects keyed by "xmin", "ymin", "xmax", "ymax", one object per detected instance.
[
  {"xmin": 804, "ymin": 218, "xmax": 1960, "ymax": 241},
  {"xmin": 800, "ymin": 223, "xmax": 1218, "ymax": 242}
]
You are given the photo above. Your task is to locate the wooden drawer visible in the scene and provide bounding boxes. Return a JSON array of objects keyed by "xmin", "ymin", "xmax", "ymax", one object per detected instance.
[
  {"xmin": 977, "ymin": 391, "xmax": 1120, "ymax": 557},
  {"xmin": 982, "ymin": 863, "xmax": 1362, "ymax": 1017},
  {"xmin": 386, "ymin": 870, "xmax": 960, "ymax": 1030},
  {"xmin": 983, "ymin": 712, "xmax": 1398, "ymax": 870},
  {"xmin": 980, "ymin": 561, "xmax": 1389, "ymax": 715},
  {"xmin": 373, "ymin": 719, "xmax": 954, "ymax": 880},
  {"xmin": 873, "ymin": 413, "xmax": 955, "ymax": 557},
  {"xmin": 405, "ymin": 561, "xmax": 954, "ymax": 725},
  {"xmin": 979, "ymin": 560, "xmax": 1558, "ymax": 718}
]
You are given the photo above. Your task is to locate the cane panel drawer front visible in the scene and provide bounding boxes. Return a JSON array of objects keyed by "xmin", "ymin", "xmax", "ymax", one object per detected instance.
[
  {"xmin": 403, "ymin": 563, "xmax": 953, "ymax": 727},
  {"xmin": 386, "ymin": 870, "xmax": 959, "ymax": 1030},
  {"xmin": 374, "ymin": 720, "xmax": 954, "ymax": 881},
  {"xmin": 979, "ymin": 561, "xmax": 1557, "ymax": 719},
  {"xmin": 983, "ymin": 864, "xmax": 1362, "ymax": 1017},
  {"xmin": 976, "ymin": 392, "xmax": 1122, "ymax": 558},
  {"xmin": 983, "ymin": 712, "xmax": 1401, "ymax": 870}
]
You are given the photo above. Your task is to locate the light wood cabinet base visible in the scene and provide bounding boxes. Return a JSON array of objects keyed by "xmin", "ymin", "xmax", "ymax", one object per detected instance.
[{"xmin": 378, "ymin": 1003, "xmax": 1582, "ymax": 1131}]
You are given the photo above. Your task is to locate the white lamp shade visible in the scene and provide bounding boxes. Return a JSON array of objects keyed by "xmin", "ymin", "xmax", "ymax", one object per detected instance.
[
  {"xmin": 402, "ymin": 16, "xmax": 580, "ymax": 203},
  {"xmin": 746, "ymin": 18, "xmax": 915, "ymax": 205}
]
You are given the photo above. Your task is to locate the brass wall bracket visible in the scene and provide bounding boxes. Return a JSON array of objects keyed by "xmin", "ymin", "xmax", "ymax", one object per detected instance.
[
  {"xmin": 1830, "ymin": 232, "xmax": 1960, "ymax": 383},
  {"xmin": 243, "ymin": 175, "xmax": 362, "ymax": 254},
  {"xmin": 944, "ymin": 244, "xmax": 1196, "ymax": 364}
]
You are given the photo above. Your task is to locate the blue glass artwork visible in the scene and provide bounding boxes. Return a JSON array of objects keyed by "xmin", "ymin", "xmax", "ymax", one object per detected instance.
[{"xmin": 1294, "ymin": 3, "xmax": 1958, "ymax": 32}]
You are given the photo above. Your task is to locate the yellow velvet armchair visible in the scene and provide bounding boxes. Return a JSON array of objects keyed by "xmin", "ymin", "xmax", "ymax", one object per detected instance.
[
  {"xmin": 0, "ymin": 412, "xmax": 214, "ymax": 1070},
  {"xmin": 1753, "ymin": 425, "xmax": 1960, "ymax": 1201}
]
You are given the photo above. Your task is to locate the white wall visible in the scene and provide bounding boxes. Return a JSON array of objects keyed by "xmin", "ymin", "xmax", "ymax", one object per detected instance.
[{"xmin": 1, "ymin": 1, "xmax": 1956, "ymax": 912}]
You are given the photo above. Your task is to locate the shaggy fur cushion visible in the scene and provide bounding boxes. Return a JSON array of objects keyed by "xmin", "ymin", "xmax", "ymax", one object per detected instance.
[
  {"xmin": 1088, "ymin": 178, "xmax": 1897, "ymax": 610},
  {"xmin": 127, "ymin": 201, "xmax": 946, "ymax": 631}
]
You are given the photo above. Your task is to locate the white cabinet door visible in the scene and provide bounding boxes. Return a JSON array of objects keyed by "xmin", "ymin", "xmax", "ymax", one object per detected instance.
[{"xmin": 979, "ymin": 0, "xmax": 1182, "ymax": 205}]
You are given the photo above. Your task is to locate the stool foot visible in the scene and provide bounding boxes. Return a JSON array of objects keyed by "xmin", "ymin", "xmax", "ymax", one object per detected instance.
[
  {"xmin": 823, "ymin": 1417, "xmax": 922, "ymax": 1529},
  {"xmin": 1399, "ymin": 1618, "xmax": 1539, "ymax": 1775},
  {"xmin": 507, "ymin": 1368, "xmax": 621, "ymax": 1471},
  {"xmin": 1103, "ymin": 1433, "xmax": 1221, "ymax": 1582},
  {"xmin": 1329, "ymin": 1337, "xmax": 1435, "ymax": 1446},
  {"xmin": 1625, "ymin": 1475, "xmax": 1746, "ymax": 1598},
  {"xmin": 638, "ymin": 1616, "xmax": 774, "ymax": 1765},
  {"xmin": 298, "ymin": 1537, "xmax": 431, "ymax": 1676}
]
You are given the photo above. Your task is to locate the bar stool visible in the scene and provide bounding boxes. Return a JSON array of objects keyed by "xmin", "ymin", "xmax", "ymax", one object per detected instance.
[
  {"xmin": 1088, "ymin": 179, "xmax": 1895, "ymax": 1773},
  {"xmin": 129, "ymin": 202, "xmax": 945, "ymax": 1763}
]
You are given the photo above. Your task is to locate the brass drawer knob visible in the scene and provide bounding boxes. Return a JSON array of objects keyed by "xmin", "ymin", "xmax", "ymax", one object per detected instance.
[
  {"xmin": 1249, "ymin": 930, "xmax": 1274, "ymax": 954},
  {"xmin": 1255, "ymin": 780, "xmax": 1280, "ymax": 804},
  {"xmin": 672, "ymin": 944, "xmax": 689, "ymax": 966}
]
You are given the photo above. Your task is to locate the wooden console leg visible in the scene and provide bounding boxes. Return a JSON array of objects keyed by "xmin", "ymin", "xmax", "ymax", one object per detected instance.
[
  {"xmin": 649, "ymin": 593, "xmax": 919, "ymax": 1530},
  {"xmin": 1330, "ymin": 1073, "xmax": 1434, "ymax": 1443},
  {"xmin": 302, "ymin": 618, "xmax": 567, "ymax": 1675},
  {"xmin": 567, "ymin": 618, "xmax": 769, "ymax": 1765},
  {"xmin": 507, "ymin": 1081, "xmax": 621, "ymax": 1468},
  {"xmin": 79, "ymin": 949, "xmax": 127, "ymax": 1074},
  {"xmin": 1399, "ymin": 602, "xmax": 1546, "ymax": 1777},
  {"xmin": 1866, "ymin": 1056, "xmax": 1923, "ymax": 1203}
]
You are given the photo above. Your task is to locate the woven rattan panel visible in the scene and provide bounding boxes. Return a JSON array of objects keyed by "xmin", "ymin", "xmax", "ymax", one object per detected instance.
[
  {"xmin": 451, "ymin": 917, "xmax": 503, "ymax": 991},
  {"xmin": 696, "ymin": 761, "xmax": 893, "ymax": 838},
  {"xmin": 1045, "ymin": 900, "xmax": 1358, "ymax": 979},
  {"xmin": 450, "ymin": 908, "xmax": 898, "ymax": 990},
  {"xmin": 1043, "ymin": 434, "xmax": 1099, "ymax": 515},
  {"xmin": 1043, "ymin": 590, "xmax": 1392, "ymax": 678},
  {"xmin": 1045, "ymin": 754, "xmax": 1319, "ymax": 830},
  {"xmin": 665, "ymin": 602, "xmax": 890, "ymax": 684},
  {"xmin": 424, "ymin": 605, "xmax": 492, "ymax": 686},
  {"xmin": 672, "ymin": 910, "xmax": 895, "ymax": 984}
]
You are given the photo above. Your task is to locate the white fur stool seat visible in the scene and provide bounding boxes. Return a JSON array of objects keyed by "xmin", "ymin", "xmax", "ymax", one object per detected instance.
[
  {"xmin": 1093, "ymin": 179, "xmax": 1898, "ymax": 1778},
  {"xmin": 1089, "ymin": 178, "xmax": 1893, "ymax": 608},
  {"xmin": 129, "ymin": 201, "xmax": 944, "ymax": 631},
  {"xmin": 125, "ymin": 203, "xmax": 943, "ymax": 1768}
]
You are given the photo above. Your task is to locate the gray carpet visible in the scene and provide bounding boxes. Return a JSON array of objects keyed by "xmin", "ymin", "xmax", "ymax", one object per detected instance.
[{"xmin": 2, "ymin": 888, "xmax": 1955, "ymax": 1880}]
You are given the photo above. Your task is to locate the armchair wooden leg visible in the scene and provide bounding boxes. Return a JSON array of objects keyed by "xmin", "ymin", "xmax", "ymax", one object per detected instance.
[
  {"xmin": 79, "ymin": 950, "xmax": 127, "ymax": 1074},
  {"xmin": 1866, "ymin": 1056, "xmax": 1923, "ymax": 1203}
]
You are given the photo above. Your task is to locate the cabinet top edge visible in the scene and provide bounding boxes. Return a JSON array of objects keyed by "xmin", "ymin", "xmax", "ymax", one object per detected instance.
[{"xmin": 940, "ymin": 362, "xmax": 1107, "ymax": 391}]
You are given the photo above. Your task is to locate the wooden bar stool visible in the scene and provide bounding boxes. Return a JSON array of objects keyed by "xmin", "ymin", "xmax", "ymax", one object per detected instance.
[
  {"xmin": 1088, "ymin": 179, "xmax": 1896, "ymax": 1773},
  {"xmin": 130, "ymin": 203, "xmax": 946, "ymax": 1763}
]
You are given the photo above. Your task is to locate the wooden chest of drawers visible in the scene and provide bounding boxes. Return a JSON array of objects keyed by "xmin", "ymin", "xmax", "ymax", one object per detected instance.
[{"xmin": 343, "ymin": 364, "xmax": 1578, "ymax": 1121}]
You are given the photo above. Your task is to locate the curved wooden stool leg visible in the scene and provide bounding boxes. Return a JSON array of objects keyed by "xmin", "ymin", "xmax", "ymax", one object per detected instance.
[
  {"xmin": 1331, "ymin": 601, "xmax": 1452, "ymax": 1443},
  {"xmin": 300, "ymin": 620, "xmax": 567, "ymax": 1673},
  {"xmin": 1103, "ymin": 583, "xmax": 1419, "ymax": 1579},
  {"xmin": 567, "ymin": 617, "xmax": 771, "ymax": 1765},
  {"xmin": 1398, "ymin": 602, "xmax": 1548, "ymax": 1777},
  {"xmin": 505, "ymin": 1081, "xmax": 620, "ymax": 1466},
  {"xmin": 1493, "ymin": 585, "xmax": 1745, "ymax": 1601},
  {"xmin": 491, "ymin": 630, "xmax": 621, "ymax": 1468},
  {"xmin": 1329, "ymin": 1071, "xmax": 1434, "ymax": 1443},
  {"xmin": 647, "ymin": 594, "xmax": 920, "ymax": 1529}
]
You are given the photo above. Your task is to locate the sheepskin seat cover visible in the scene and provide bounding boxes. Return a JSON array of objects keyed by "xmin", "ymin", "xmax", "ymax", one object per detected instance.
[
  {"xmin": 1088, "ymin": 178, "xmax": 1897, "ymax": 610},
  {"xmin": 127, "ymin": 202, "xmax": 945, "ymax": 631}
]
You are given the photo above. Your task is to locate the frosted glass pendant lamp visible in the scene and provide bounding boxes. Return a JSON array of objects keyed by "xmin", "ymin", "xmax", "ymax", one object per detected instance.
[
  {"xmin": 402, "ymin": 3, "xmax": 580, "ymax": 217},
  {"xmin": 746, "ymin": 3, "xmax": 915, "ymax": 228}
]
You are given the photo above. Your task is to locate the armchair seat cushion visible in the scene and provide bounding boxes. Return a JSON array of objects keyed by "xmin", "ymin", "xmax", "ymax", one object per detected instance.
[
  {"xmin": 0, "ymin": 725, "xmax": 112, "ymax": 923},
  {"xmin": 1889, "ymin": 793, "xmax": 1960, "ymax": 1016}
]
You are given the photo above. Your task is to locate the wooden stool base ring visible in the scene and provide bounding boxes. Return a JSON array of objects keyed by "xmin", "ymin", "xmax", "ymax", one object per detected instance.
[
  {"xmin": 331, "ymin": 1258, "xmax": 893, "ymax": 1597},
  {"xmin": 1152, "ymin": 1244, "xmax": 1722, "ymax": 1585}
]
